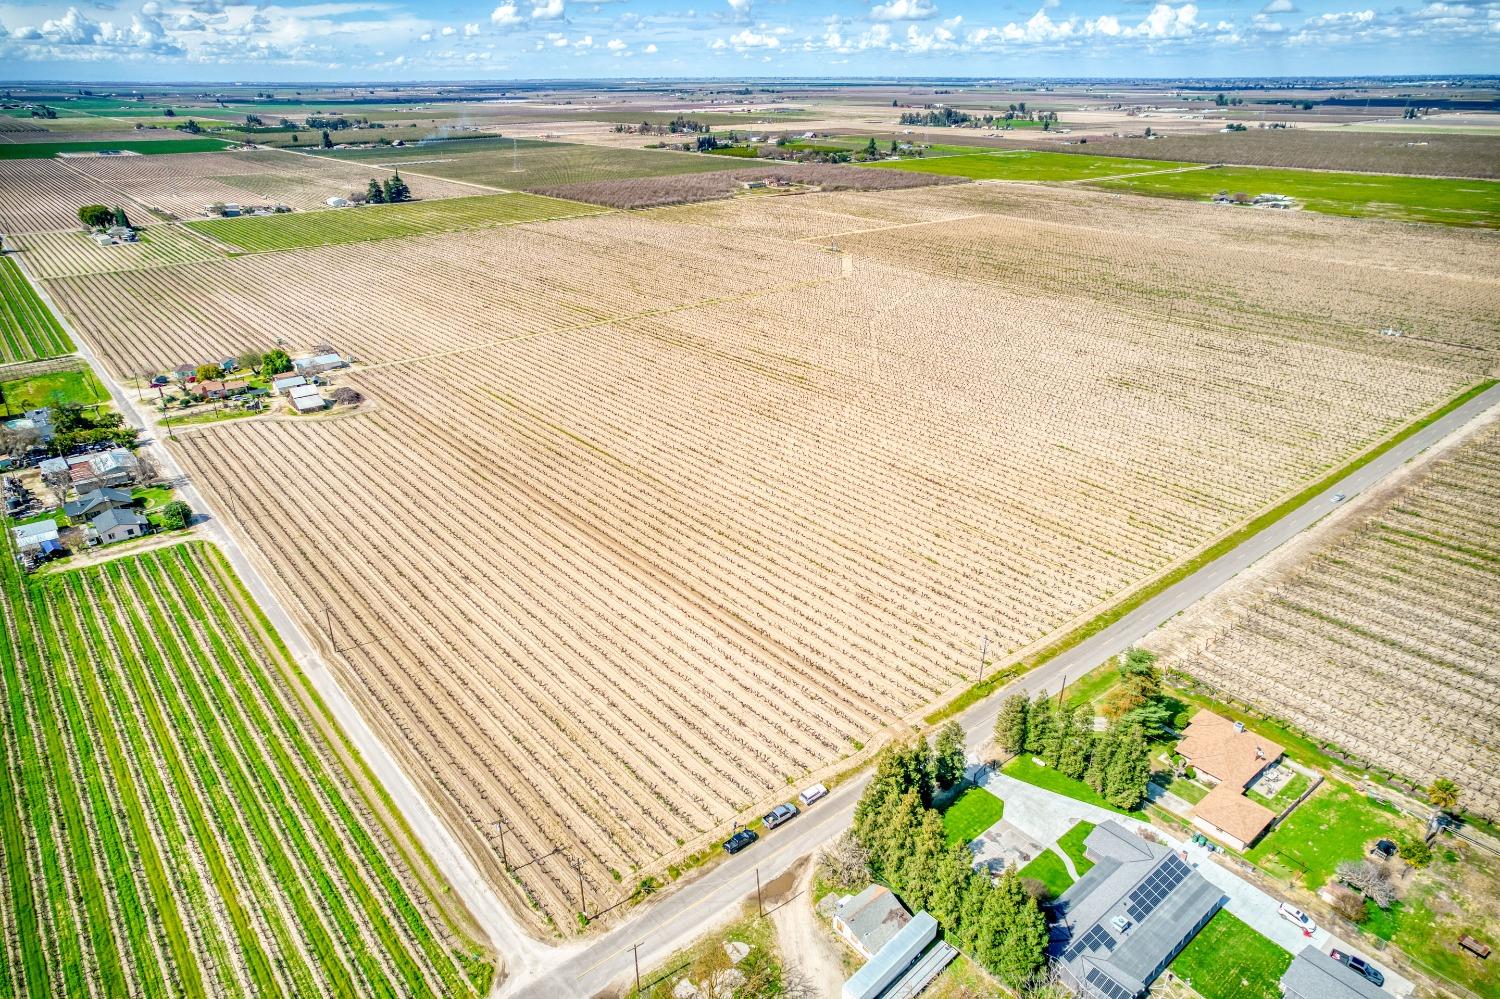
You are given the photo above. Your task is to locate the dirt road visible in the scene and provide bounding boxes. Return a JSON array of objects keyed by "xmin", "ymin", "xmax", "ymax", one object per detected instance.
[{"xmin": 766, "ymin": 860, "xmax": 845, "ymax": 999}]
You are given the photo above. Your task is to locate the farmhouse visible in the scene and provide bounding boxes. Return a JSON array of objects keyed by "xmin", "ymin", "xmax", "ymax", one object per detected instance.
[
  {"xmin": 832, "ymin": 884, "xmax": 911, "ymax": 959},
  {"xmin": 87, "ymin": 508, "xmax": 149, "ymax": 546},
  {"xmin": 1281, "ymin": 945, "xmax": 1387, "ymax": 999},
  {"xmin": 841, "ymin": 910, "xmax": 953, "ymax": 999},
  {"xmin": 4, "ymin": 408, "xmax": 55, "ymax": 443},
  {"xmin": 1051, "ymin": 822, "xmax": 1224, "ymax": 999},
  {"xmin": 1177, "ymin": 712, "xmax": 1283, "ymax": 849},
  {"xmin": 191, "ymin": 378, "xmax": 249, "ymax": 400},
  {"xmin": 63, "ymin": 487, "xmax": 132, "ymax": 520},
  {"xmin": 11, "ymin": 519, "xmax": 60, "ymax": 555}
]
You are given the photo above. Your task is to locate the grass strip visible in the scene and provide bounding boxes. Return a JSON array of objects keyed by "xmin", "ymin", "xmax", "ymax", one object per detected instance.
[{"xmin": 926, "ymin": 378, "xmax": 1496, "ymax": 725}]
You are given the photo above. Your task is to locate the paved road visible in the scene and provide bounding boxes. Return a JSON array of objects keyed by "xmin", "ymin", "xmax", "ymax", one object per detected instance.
[
  {"xmin": 533, "ymin": 382, "xmax": 1500, "ymax": 998},
  {"xmin": 10, "ymin": 256, "xmax": 558, "ymax": 985}
]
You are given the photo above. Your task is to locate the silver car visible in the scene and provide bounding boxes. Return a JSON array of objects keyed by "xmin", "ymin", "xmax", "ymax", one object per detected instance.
[{"xmin": 763, "ymin": 803, "xmax": 800, "ymax": 829}]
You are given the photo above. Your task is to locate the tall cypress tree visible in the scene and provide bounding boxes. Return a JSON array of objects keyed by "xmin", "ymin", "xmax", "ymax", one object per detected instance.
[
  {"xmin": 995, "ymin": 694, "xmax": 1029, "ymax": 755},
  {"xmin": 1024, "ymin": 694, "xmax": 1055, "ymax": 755},
  {"xmin": 366, "ymin": 178, "xmax": 386, "ymax": 203},
  {"xmin": 1059, "ymin": 707, "xmax": 1093, "ymax": 780},
  {"xmin": 933, "ymin": 721, "xmax": 966, "ymax": 790},
  {"xmin": 1085, "ymin": 725, "xmax": 1116, "ymax": 794}
]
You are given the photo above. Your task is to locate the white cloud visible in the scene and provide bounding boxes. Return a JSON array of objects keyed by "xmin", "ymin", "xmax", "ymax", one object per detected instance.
[
  {"xmin": 572, "ymin": 33, "xmax": 592, "ymax": 46},
  {"xmin": 871, "ymin": 0, "xmax": 938, "ymax": 21},
  {"xmin": 725, "ymin": 27, "xmax": 781, "ymax": 47},
  {"xmin": 727, "ymin": 0, "xmax": 752, "ymax": 11},
  {"xmin": 606, "ymin": 36, "xmax": 625, "ymax": 49},
  {"xmin": 531, "ymin": 0, "xmax": 565, "ymax": 20},
  {"xmin": 490, "ymin": 3, "xmax": 523, "ymax": 27},
  {"xmin": 463, "ymin": 22, "xmax": 479, "ymax": 35},
  {"xmin": 1261, "ymin": 0, "xmax": 1296, "ymax": 12},
  {"xmin": 39, "ymin": 7, "xmax": 105, "ymax": 45},
  {"xmin": 643, "ymin": 42, "xmax": 657, "ymax": 51},
  {"xmin": 440, "ymin": 25, "xmax": 456, "ymax": 35},
  {"xmin": 418, "ymin": 31, "xmax": 431, "ymax": 40}
]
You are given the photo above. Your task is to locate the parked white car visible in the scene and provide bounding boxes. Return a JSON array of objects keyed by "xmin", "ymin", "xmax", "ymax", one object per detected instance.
[
  {"xmin": 797, "ymin": 783, "xmax": 828, "ymax": 807},
  {"xmin": 1278, "ymin": 902, "xmax": 1317, "ymax": 936}
]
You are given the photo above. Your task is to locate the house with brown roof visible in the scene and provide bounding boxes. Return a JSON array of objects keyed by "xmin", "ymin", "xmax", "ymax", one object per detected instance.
[{"xmin": 1176, "ymin": 711, "xmax": 1283, "ymax": 850}]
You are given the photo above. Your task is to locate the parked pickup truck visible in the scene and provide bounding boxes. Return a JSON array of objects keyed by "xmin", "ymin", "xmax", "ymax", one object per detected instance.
[
  {"xmin": 763, "ymin": 803, "xmax": 800, "ymax": 830},
  {"xmin": 722, "ymin": 829, "xmax": 758, "ymax": 855}
]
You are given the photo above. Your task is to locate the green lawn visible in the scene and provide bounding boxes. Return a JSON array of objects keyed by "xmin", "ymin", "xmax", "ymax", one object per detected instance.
[
  {"xmin": 1002, "ymin": 755, "xmax": 1146, "ymax": 819},
  {"xmin": 1061, "ymin": 660, "xmax": 1119, "ymax": 709},
  {"xmin": 1171, "ymin": 910, "xmax": 1292, "ymax": 999},
  {"xmin": 0, "ymin": 138, "xmax": 234, "ymax": 159},
  {"xmin": 1246, "ymin": 783, "xmax": 1413, "ymax": 889},
  {"xmin": 1016, "ymin": 849, "xmax": 1073, "ymax": 898},
  {"xmin": 131, "ymin": 486, "xmax": 175, "ymax": 527},
  {"xmin": 0, "ymin": 256, "xmax": 74, "ymax": 363},
  {"xmin": 1, "ymin": 367, "xmax": 106, "ymax": 413},
  {"xmin": 1056, "ymin": 820, "xmax": 1096, "ymax": 876},
  {"xmin": 862, "ymin": 149, "xmax": 1187, "ymax": 182},
  {"xmin": 941, "ymin": 786, "xmax": 1004, "ymax": 846},
  {"xmin": 186, "ymin": 192, "xmax": 604, "ymax": 251},
  {"xmin": 1093, "ymin": 164, "xmax": 1500, "ymax": 228}
]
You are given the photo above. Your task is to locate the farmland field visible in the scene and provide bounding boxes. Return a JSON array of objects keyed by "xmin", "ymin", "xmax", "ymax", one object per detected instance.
[
  {"xmin": 0, "ymin": 363, "xmax": 106, "ymax": 410},
  {"xmin": 187, "ymin": 192, "xmax": 604, "ymax": 251},
  {"xmin": 9, "ymin": 224, "xmax": 227, "ymax": 280},
  {"xmin": 26, "ymin": 155, "xmax": 1500, "ymax": 944},
  {"xmin": 1153, "ymin": 421, "xmax": 1500, "ymax": 818},
  {"xmin": 0, "ymin": 540, "xmax": 492, "ymax": 997},
  {"xmin": 53, "ymin": 148, "xmax": 485, "ymax": 220},
  {"xmin": 310, "ymin": 137, "xmax": 742, "ymax": 190},
  {"xmin": 1092, "ymin": 164, "xmax": 1500, "ymax": 227},
  {"xmin": 0, "ymin": 256, "xmax": 73, "ymax": 362},
  {"xmin": 0, "ymin": 138, "xmax": 235, "ymax": 159},
  {"xmin": 0, "ymin": 158, "xmax": 144, "ymax": 234},
  {"xmin": 1042, "ymin": 129, "xmax": 1500, "ymax": 179},
  {"xmin": 861, "ymin": 149, "xmax": 1188, "ymax": 181}
]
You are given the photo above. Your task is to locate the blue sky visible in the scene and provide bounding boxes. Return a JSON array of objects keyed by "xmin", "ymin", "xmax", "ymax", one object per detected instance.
[{"xmin": 0, "ymin": 0, "xmax": 1494, "ymax": 81}]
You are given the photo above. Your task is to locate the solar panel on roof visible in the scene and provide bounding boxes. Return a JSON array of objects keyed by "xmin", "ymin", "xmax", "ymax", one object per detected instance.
[
  {"xmin": 1084, "ymin": 966, "xmax": 1135, "ymax": 999},
  {"xmin": 1063, "ymin": 923, "xmax": 1118, "ymax": 961},
  {"xmin": 1124, "ymin": 855, "xmax": 1190, "ymax": 923}
]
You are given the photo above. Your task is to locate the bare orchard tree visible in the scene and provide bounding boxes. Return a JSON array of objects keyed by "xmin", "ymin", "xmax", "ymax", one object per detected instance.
[
  {"xmin": 1336, "ymin": 860, "xmax": 1397, "ymax": 909},
  {"xmin": 131, "ymin": 449, "xmax": 158, "ymax": 487},
  {"xmin": 1016, "ymin": 963, "xmax": 1070, "ymax": 999},
  {"xmin": 817, "ymin": 832, "xmax": 871, "ymax": 891},
  {"xmin": 41, "ymin": 466, "xmax": 72, "ymax": 506},
  {"xmin": 0, "ymin": 426, "xmax": 40, "ymax": 461}
]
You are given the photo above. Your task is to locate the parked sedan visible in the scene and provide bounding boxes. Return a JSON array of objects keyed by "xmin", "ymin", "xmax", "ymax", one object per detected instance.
[
  {"xmin": 763, "ymin": 803, "xmax": 800, "ymax": 830},
  {"xmin": 1277, "ymin": 902, "xmax": 1317, "ymax": 937},
  {"xmin": 1331, "ymin": 949, "xmax": 1385, "ymax": 987},
  {"xmin": 722, "ymin": 829, "xmax": 758, "ymax": 855}
]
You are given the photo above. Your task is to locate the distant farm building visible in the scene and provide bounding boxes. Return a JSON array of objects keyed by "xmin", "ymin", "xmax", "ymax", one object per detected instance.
[
  {"xmin": 11, "ymin": 519, "xmax": 60, "ymax": 555},
  {"xmin": 287, "ymin": 384, "xmax": 327, "ymax": 413}
]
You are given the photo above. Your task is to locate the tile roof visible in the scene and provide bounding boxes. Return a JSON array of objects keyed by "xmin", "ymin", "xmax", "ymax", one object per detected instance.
[
  {"xmin": 1177, "ymin": 711, "xmax": 1283, "ymax": 788},
  {"xmin": 1194, "ymin": 784, "xmax": 1276, "ymax": 845}
]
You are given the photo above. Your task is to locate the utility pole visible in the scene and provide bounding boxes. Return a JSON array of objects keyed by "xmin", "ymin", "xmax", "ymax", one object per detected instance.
[
  {"xmin": 631, "ymin": 941, "xmax": 642, "ymax": 996},
  {"xmin": 755, "ymin": 867, "xmax": 762, "ymax": 918},
  {"xmin": 979, "ymin": 634, "xmax": 989, "ymax": 682},
  {"xmin": 1057, "ymin": 673, "xmax": 1067, "ymax": 706}
]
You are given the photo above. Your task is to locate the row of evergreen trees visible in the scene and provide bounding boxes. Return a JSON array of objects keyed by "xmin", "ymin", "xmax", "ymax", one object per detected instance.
[
  {"xmin": 364, "ymin": 173, "xmax": 411, "ymax": 204},
  {"xmin": 995, "ymin": 693, "xmax": 1152, "ymax": 810},
  {"xmin": 850, "ymin": 741, "xmax": 1049, "ymax": 988}
]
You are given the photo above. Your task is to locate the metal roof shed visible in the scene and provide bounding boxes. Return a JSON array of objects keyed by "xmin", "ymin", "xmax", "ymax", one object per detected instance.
[{"xmin": 842, "ymin": 911, "xmax": 937, "ymax": 999}]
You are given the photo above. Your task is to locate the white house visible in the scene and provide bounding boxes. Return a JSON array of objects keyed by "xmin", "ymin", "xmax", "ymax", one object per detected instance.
[{"xmin": 88, "ymin": 508, "xmax": 149, "ymax": 546}]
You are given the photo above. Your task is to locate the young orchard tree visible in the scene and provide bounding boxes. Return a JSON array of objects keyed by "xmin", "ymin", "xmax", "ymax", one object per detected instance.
[{"xmin": 933, "ymin": 721, "xmax": 967, "ymax": 790}]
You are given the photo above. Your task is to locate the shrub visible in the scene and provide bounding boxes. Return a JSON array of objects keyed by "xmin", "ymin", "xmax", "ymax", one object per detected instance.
[
  {"xmin": 159, "ymin": 500, "xmax": 192, "ymax": 531},
  {"xmin": 1396, "ymin": 833, "xmax": 1432, "ymax": 868},
  {"xmin": 1327, "ymin": 884, "xmax": 1368, "ymax": 922},
  {"xmin": 1173, "ymin": 711, "xmax": 1191, "ymax": 730}
]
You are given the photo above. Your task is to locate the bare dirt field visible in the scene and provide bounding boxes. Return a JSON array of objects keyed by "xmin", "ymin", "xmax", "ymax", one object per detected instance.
[
  {"xmin": 61, "ymin": 147, "xmax": 486, "ymax": 217},
  {"xmin": 0, "ymin": 158, "xmax": 140, "ymax": 233},
  {"xmin": 1149, "ymin": 419, "xmax": 1500, "ymax": 817}
]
